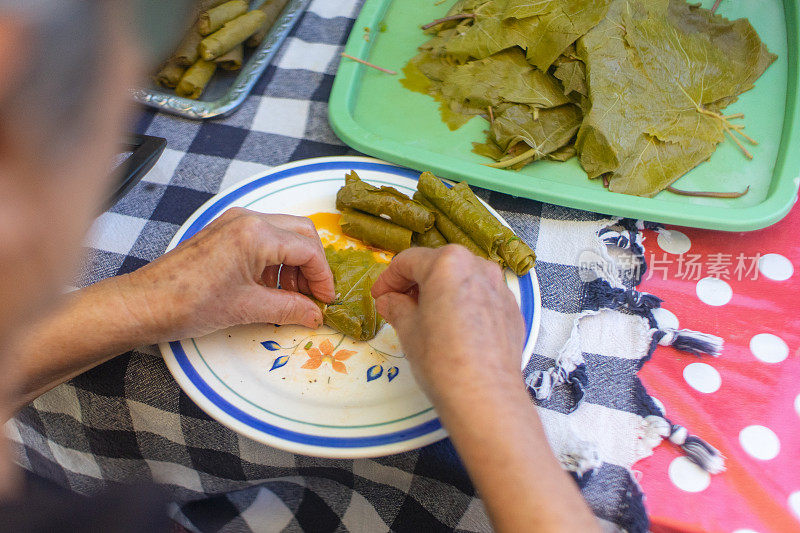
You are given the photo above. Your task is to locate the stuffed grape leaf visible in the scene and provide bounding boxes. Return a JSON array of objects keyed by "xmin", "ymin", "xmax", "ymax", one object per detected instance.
[
  {"xmin": 413, "ymin": 191, "xmax": 496, "ymax": 260},
  {"xmin": 339, "ymin": 209, "xmax": 412, "ymax": 254},
  {"xmin": 336, "ymin": 171, "xmax": 434, "ymax": 233},
  {"xmin": 317, "ymin": 247, "xmax": 387, "ymax": 341}
]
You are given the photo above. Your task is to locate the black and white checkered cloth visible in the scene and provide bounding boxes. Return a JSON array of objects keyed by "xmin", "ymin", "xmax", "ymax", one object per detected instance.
[{"xmin": 6, "ymin": 2, "xmax": 674, "ymax": 531}]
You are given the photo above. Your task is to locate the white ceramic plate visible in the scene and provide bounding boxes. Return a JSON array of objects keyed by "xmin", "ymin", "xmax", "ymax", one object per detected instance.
[{"xmin": 160, "ymin": 156, "xmax": 541, "ymax": 458}]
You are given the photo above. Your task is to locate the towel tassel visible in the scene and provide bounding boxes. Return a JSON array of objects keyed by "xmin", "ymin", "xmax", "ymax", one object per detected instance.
[
  {"xmin": 599, "ymin": 228, "xmax": 635, "ymax": 250},
  {"xmin": 668, "ymin": 424, "xmax": 726, "ymax": 474},
  {"xmin": 559, "ymin": 440, "xmax": 603, "ymax": 487},
  {"xmin": 526, "ymin": 363, "xmax": 587, "ymax": 408},
  {"xmin": 583, "ymin": 279, "xmax": 662, "ymax": 315},
  {"xmin": 526, "ymin": 307, "xmax": 591, "ymax": 409},
  {"xmin": 657, "ymin": 328, "xmax": 724, "ymax": 357},
  {"xmin": 620, "ymin": 289, "xmax": 662, "ymax": 314},
  {"xmin": 641, "ymin": 416, "xmax": 725, "ymax": 474}
]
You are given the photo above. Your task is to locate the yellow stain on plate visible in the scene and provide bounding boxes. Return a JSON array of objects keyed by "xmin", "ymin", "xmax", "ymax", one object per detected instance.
[{"xmin": 308, "ymin": 212, "xmax": 392, "ymax": 264}]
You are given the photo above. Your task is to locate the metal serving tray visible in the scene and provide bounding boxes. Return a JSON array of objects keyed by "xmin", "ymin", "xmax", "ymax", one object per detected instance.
[{"xmin": 132, "ymin": 0, "xmax": 310, "ymax": 120}]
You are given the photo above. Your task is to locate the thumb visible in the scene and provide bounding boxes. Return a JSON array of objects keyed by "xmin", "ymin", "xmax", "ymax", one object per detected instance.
[
  {"xmin": 375, "ymin": 292, "xmax": 417, "ymax": 336},
  {"xmin": 241, "ymin": 286, "xmax": 323, "ymax": 328}
]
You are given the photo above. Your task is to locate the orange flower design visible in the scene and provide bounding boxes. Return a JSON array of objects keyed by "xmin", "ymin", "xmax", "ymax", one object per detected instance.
[{"xmin": 301, "ymin": 338, "xmax": 356, "ymax": 374}]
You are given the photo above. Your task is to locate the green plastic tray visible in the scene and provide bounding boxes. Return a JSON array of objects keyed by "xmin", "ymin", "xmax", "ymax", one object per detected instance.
[{"xmin": 329, "ymin": 0, "xmax": 800, "ymax": 231}]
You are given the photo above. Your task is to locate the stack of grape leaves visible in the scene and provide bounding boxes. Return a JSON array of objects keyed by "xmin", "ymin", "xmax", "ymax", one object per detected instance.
[{"xmin": 402, "ymin": 0, "xmax": 776, "ymax": 197}]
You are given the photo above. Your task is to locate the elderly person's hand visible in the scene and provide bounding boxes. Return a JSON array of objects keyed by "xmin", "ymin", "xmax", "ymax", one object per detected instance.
[
  {"xmin": 121, "ymin": 207, "xmax": 335, "ymax": 343},
  {"xmin": 371, "ymin": 245, "xmax": 524, "ymax": 403},
  {"xmin": 371, "ymin": 245, "xmax": 599, "ymax": 533},
  {"xmin": 10, "ymin": 208, "xmax": 334, "ymax": 409}
]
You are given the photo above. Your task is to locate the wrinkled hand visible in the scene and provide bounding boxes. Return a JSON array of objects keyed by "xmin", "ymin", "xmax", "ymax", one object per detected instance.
[
  {"xmin": 371, "ymin": 245, "xmax": 524, "ymax": 404},
  {"xmin": 121, "ymin": 208, "xmax": 334, "ymax": 342},
  {"xmin": 371, "ymin": 247, "xmax": 601, "ymax": 533}
]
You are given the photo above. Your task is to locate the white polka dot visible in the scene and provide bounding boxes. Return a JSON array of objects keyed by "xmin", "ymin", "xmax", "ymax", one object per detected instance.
[
  {"xmin": 749, "ymin": 333, "xmax": 789, "ymax": 363},
  {"xmin": 789, "ymin": 491, "xmax": 800, "ymax": 520},
  {"xmin": 668, "ymin": 456, "xmax": 710, "ymax": 492},
  {"xmin": 739, "ymin": 425, "xmax": 780, "ymax": 460},
  {"xmin": 683, "ymin": 362, "xmax": 721, "ymax": 393},
  {"xmin": 657, "ymin": 230, "xmax": 692, "ymax": 254},
  {"xmin": 758, "ymin": 254, "xmax": 794, "ymax": 281},
  {"xmin": 732, "ymin": 529, "xmax": 760, "ymax": 533},
  {"xmin": 795, "ymin": 394, "xmax": 800, "ymax": 419},
  {"xmin": 696, "ymin": 277, "xmax": 733, "ymax": 306},
  {"xmin": 652, "ymin": 308, "xmax": 679, "ymax": 330}
]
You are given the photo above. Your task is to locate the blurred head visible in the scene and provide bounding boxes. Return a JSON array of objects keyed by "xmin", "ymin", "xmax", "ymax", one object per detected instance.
[{"xmin": 0, "ymin": 1, "xmax": 144, "ymax": 351}]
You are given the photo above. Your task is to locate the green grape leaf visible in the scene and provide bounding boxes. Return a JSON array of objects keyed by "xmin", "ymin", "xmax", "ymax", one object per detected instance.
[
  {"xmin": 489, "ymin": 103, "xmax": 582, "ymax": 157},
  {"xmin": 444, "ymin": 0, "xmax": 611, "ymax": 70},
  {"xmin": 439, "ymin": 48, "xmax": 569, "ymax": 115},
  {"xmin": 576, "ymin": 0, "xmax": 774, "ymax": 196}
]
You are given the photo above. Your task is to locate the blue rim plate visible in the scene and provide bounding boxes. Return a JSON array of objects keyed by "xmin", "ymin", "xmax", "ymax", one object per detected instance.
[{"xmin": 159, "ymin": 156, "xmax": 542, "ymax": 458}]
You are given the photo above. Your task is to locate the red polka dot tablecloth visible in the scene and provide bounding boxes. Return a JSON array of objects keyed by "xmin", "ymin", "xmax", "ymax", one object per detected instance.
[{"xmin": 637, "ymin": 201, "xmax": 800, "ymax": 533}]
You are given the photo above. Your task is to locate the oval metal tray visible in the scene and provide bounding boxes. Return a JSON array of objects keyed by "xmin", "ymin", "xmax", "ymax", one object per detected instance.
[{"xmin": 132, "ymin": 0, "xmax": 310, "ymax": 120}]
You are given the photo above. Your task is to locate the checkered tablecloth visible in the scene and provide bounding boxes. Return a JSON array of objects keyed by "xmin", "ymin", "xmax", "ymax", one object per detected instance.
[{"xmin": 4, "ymin": 2, "xmax": 722, "ymax": 531}]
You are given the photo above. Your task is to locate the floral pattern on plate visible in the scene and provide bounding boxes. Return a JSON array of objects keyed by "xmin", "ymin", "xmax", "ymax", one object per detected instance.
[{"xmin": 263, "ymin": 332, "xmax": 405, "ymax": 383}]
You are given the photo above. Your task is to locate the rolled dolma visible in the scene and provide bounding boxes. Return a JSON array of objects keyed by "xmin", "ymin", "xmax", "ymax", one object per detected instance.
[
  {"xmin": 246, "ymin": 0, "xmax": 291, "ymax": 47},
  {"xmin": 316, "ymin": 247, "xmax": 387, "ymax": 341},
  {"xmin": 197, "ymin": 0, "xmax": 249, "ymax": 35},
  {"xmin": 197, "ymin": 0, "xmax": 232, "ymax": 13},
  {"xmin": 169, "ymin": 0, "xmax": 229, "ymax": 66},
  {"xmin": 416, "ymin": 172, "xmax": 507, "ymax": 256},
  {"xmin": 175, "ymin": 59, "xmax": 217, "ymax": 99},
  {"xmin": 199, "ymin": 10, "xmax": 268, "ymax": 60},
  {"xmin": 336, "ymin": 171, "xmax": 434, "ymax": 233},
  {"xmin": 452, "ymin": 182, "xmax": 536, "ymax": 275},
  {"xmin": 412, "ymin": 192, "xmax": 494, "ymax": 261},
  {"xmin": 154, "ymin": 60, "xmax": 186, "ymax": 88},
  {"xmin": 413, "ymin": 226, "xmax": 448, "ymax": 248},
  {"xmin": 339, "ymin": 208, "xmax": 412, "ymax": 254},
  {"xmin": 214, "ymin": 44, "xmax": 243, "ymax": 70},
  {"xmin": 171, "ymin": 26, "xmax": 204, "ymax": 66}
]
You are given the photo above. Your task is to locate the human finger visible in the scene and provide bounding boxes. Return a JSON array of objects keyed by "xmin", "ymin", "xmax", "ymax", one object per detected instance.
[
  {"xmin": 240, "ymin": 285, "xmax": 323, "ymax": 328},
  {"xmin": 375, "ymin": 292, "xmax": 418, "ymax": 337},
  {"xmin": 257, "ymin": 216, "xmax": 322, "ymax": 297},
  {"xmin": 297, "ymin": 272, "xmax": 311, "ymax": 296},
  {"xmin": 264, "ymin": 228, "xmax": 334, "ymax": 302},
  {"xmin": 370, "ymin": 247, "xmax": 439, "ymax": 298},
  {"xmin": 262, "ymin": 265, "xmax": 280, "ymax": 288},
  {"xmin": 221, "ymin": 209, "xmax": 325, "ymax": 260},
  {"xmin": 279, "ymin": 265, "xmax": 299, "ymax": 292},
  {"xmin": 259, "ymin": 214, "xmax": 321, "ymax": 242},
  {"xmin": 259, "ymin": 214, "xmax": 327, "ymax": 269}
]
